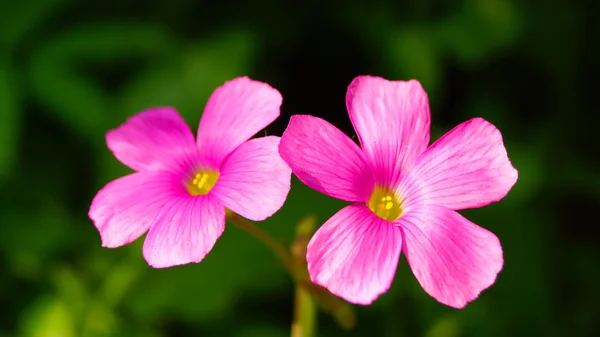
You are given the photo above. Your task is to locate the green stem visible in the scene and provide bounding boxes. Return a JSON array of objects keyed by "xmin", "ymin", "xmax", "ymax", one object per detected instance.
[
  {"xmin": 292, "ymin": 283, "xmax": 316, "ymax": 337},
  {"xmin": 226, "ymin": 212, "xmax": 293, "ymax": 272},
  {"xmin": 227, "ymin": 212, "xmax": 355, "ymax": 334},
  {"xmin": 290, "ymin": 216, "xmax": 318, "ymax": 337}
]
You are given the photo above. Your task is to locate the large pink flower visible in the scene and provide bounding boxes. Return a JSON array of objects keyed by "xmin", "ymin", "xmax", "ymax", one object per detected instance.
[
  {"xmin": 89, "ymin": 77, "xmax": 291, "ymax": 268},
  {"xmin": 279, "ymin": 75, "xmax": 518, "ymax": 308}
]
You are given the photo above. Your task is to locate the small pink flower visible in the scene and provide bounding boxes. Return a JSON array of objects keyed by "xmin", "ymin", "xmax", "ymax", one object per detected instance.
[
  {"xmin": 279, "ymin": 75, "xmax": 518, "ymax": 308},
  {"xmin": 89, "ymin": 77, "xmax": 291, "ymax": 268}
]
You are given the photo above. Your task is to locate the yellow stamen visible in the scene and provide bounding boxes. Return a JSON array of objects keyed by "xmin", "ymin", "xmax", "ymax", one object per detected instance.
[
  {"xmin": 186, "ymin": 171, "xmax": 219, "ymax": 196},
  {"xmin": 368, "ymin": 186, "xmax": 402, "ymax": 221}
]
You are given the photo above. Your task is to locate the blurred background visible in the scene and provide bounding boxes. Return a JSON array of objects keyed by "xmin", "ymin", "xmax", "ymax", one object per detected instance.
[{"xmin": 1, "ymin": 0, "xmax": 598, "ymax": 336}]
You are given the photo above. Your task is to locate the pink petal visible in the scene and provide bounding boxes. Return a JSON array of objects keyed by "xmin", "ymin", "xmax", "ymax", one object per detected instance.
[
  {"xmin": 142, "ymin": 195, "xmax": 225, "ymax": 268},
  {"xmin": 89, "ymin": 171, "xmax": 184, "ymax": 248},
  {"xmin": 210, "ymin": 136, "xmax": 291, "ymax": 221},
  {"xmin": 398, "ymin": 205, "xmax": 503, "ymax": 308},
  {"xmin": 401, "ymin": 118, "xmax": 518, "ymax": 210},
  {"xmin": 346, "ymin": 76, "xmax": 431, "ymax": 186},
  {"xmin": 106, "ymin": 107, "xmax": 196, "ymax": 172},
  {"xmin": 196, "ymin": 77, "xmax": 282, "ymax": 166},
  {"xmin": 279, "ymin": 115, "xmax": 374, "ymax": 202},
  {"xmin": 307, "ymin": 204, "xmax": 402, "ymax": 305}
]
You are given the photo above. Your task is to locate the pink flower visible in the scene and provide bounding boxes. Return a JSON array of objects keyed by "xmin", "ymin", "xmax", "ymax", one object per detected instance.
[
  {"xmin": 279, "ymin": 75, "xmax": 518, "ymax": 308},
  {"xmin": 89, "ymin": 77, "xmax": 291, "ymax": 268}
]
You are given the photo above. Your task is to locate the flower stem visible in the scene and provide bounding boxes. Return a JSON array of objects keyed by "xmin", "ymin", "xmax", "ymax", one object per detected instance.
[
  {"xmin": 290, "ymin": 216, "xmax": 318, "ymax": 337},
  {"xmin": 292, "ymin": 283, "xmax": 316, "ymax": 337},
  {"xmin": 226, "ymin": 212, "xmax": 355, "ymax": 335},
  {"xmin": 226, "ymin": 212, "xmax": 293, "ymax": 272}
]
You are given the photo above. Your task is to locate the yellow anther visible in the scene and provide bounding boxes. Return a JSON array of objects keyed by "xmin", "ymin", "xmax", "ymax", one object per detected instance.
[
  {"xmin": 186, "ymin": 170, "xmax": 219, "ymax": 196},
  {"xmin": 368, "ymin": 186, "xmax": 403, "ymax": 221}
]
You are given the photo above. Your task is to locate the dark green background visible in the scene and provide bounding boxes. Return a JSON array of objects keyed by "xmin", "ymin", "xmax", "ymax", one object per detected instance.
[{"xmin": 1, "ymin": 0, "xmax": 598, "ymax": 336}]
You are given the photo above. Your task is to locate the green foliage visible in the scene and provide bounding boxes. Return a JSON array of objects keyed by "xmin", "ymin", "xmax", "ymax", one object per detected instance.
[
  {"xmin": 0, "ymin": 56, "xmax": 19, "ymax": 178},
  {"xmin": 0, "ymin": 0, "xmax": 597, "ymax": 336}
]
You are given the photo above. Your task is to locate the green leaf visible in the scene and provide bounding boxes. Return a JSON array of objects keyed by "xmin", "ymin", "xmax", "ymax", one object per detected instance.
[
  {"xmin": 81, "ymin": 302, "xmax": 118, "ymax": 337},
  {"xmin": 0, "ymin": 197, "xmax": 73, "ymax": 279},
  {"xmin": 117, "ymin": 29, "xmax": 257, "ymax": 126},
  {"xmin": 0, "ymin": 0, "xmax": 68, "ymax": 46},
  {"xmin": 436, "ymin": 0, "xmax": 522, "ymax": 64},
  {"xmin": 425, "ymin": 315, "xmax": 460, "ymax": 337},
  {"xmin": 388, "ymin": 27, "xmax": 442, "ymax": 102},
  {"xmin": 18, "ymin": 296, "xmax": 75, "ymax": 337},
  {"xmin": 27, "ymin": 24, "xmax": 173, "ymax": 145},
  {"xmin": 51, "ymin": 266, "xmax": 89, "ymax": 323}
]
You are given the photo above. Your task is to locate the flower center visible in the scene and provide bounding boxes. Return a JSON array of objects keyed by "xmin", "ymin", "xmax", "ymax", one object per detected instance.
[
  {"xmin": 186, "ymin": 171, "xmax": 219, "ymax": 196},
  {"xmin": 368, "ymin": 187, "xmax": 403, "ymax": 221}
]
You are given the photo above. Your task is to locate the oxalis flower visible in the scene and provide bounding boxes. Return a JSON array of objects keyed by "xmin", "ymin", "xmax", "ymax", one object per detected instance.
[
  {"xmin": 279, "ymin": 75, "xmax": 518, "ymax": 308},
  {"xmin": 89, "ymin": 77, "xmax": 291, "ymax": 268}
]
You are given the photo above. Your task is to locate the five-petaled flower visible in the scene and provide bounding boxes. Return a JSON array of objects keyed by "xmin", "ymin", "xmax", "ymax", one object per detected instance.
[
  {"xmin": 279, "ymin": 75, "xmax": 518, "ymax": 308},
  {"xmin": 89, "ymin": 77, "xmax": 291, "ymax": 268}
]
